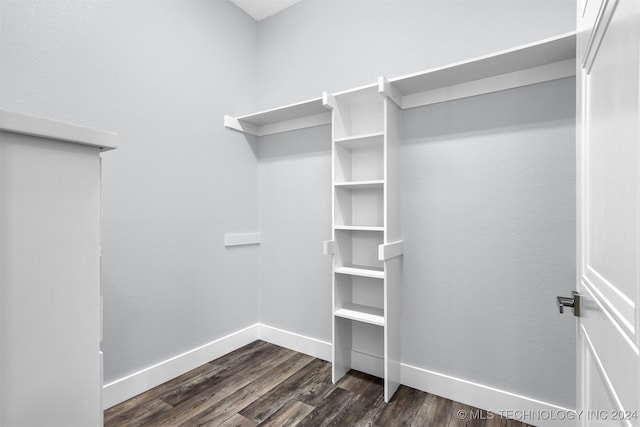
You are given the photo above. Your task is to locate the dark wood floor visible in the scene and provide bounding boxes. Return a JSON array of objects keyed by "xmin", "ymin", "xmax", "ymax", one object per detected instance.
[{"xmin": 105, "ymin": 340, "xmax": 533, "ymax": 427}]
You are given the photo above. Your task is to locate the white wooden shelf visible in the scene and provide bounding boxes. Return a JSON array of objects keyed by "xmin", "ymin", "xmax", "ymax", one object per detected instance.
[
  {"xmin": 224, "ymin": 97, "xmax": 330, "ymax": 136},
  {"xmin": 224, "ymin": 32, "xmax": 576, "ymax": 135},
  {"xmin": 334, "ymin": 225, "xmax": 384, "ymax": 232},
  {"xmin": 334, "ymin": 180, "xmax": 384, "ymax": 189},
  {"xmin": 335, "ymin": 303, "xmax": 384, "ymax": 327},
  {"xmin": 335, "ymin": 265, "xmax": 384, "ymax": 279},
  {"xmin": 333, "ymin": 132, "xmax": 384, "ymax": 148},
  {"xmin": 389, "ymin": 32, "xmax": 576, "ymax": 109},
  {"xmin": 0, "ymin": 109, "xmax": 118, "ymax": 151}
]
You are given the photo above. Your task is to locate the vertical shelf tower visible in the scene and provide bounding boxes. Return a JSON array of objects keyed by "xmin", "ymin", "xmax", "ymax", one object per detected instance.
[{"xmin": 323, "ymin": 78, "xmax": 403, "ymax": 402}]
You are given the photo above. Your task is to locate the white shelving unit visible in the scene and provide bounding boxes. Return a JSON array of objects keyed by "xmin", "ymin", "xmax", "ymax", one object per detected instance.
[
  {"xmin": 224, "ymin": 32, "xmax": 576, "ymax": 132},
  {"xmin": 324, "ymin": 81, "xmax": 403, "ymax": 402},
  {"xmin": 223, "ymin": 31, "xmax": 577, "ymax": 403}
]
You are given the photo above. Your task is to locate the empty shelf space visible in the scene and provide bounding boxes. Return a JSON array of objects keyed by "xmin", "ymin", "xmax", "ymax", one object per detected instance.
[
  {"xmin": 334, "ymin": 180, "xmax": 384, "ymax": 189},
  {"xmin": 388, "ymin": 32, "xmax": 576, "ymax": 109},
  {"xmin": 224, "ymin": 97, "xmax": 330, "ymax": 136},
  {"xmin": 335, "ymin": 265, "xmax": 384, "ymax": 279},
  {"xmin": 335, "ymin": 303, "xmax": 384, "ymax": 326},
  {"xmin": 334, "ymin": 225, "xmax": 384, "ymax": 232},
  {"xmin": 389, "ymin": 32, "xmax": 576, "ymax": 96}
]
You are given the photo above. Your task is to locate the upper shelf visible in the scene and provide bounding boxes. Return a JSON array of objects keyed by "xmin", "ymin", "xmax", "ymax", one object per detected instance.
[
  {"xmin": 224, "ymin": 97, "xmax": 330, "ymax": 137},
  {"xmin": 0, "ymin": 109, "xmax": 118, "ymax": 151},
  {"xmin": 389, "ymin": 32, "xmax": 576, "ymax": 109},
  {"xmin": 225, "ymin": 31, "xmax": 576, "ymax": 136}
]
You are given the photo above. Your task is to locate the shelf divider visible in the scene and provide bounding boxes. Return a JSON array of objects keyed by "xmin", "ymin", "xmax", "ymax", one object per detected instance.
[
  {"xmin": 335, "ymin": 303, "xmax": 384, "ymax": 326},
  {"xmin": 335, "ymin": 265, "xmax": 384, "ymax": 279},
  {"xmin": 334, "ymin": 225, "xmax": 384, "ymax": 232}
]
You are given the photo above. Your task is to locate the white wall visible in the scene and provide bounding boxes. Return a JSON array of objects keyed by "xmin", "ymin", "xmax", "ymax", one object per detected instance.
[
  {"xmin": 257, "ymin": 126, "xmax": 332, "ymax": 341},
  {"xmin": 255, "ymin": 0, "xmax": 577, "ymax": 409},
  {"xmin": 0, "ymin": 0, "xmax": 260, "ymax": 383},
  {"xmin": 401, "ymin": 79, "xmax": 576, "ymax": 408}
]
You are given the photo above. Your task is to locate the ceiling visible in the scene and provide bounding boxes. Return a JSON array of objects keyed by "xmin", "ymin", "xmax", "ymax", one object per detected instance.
[{"xmin": 230, "ymin": 0, "xmax": 304, "ymax": 21}]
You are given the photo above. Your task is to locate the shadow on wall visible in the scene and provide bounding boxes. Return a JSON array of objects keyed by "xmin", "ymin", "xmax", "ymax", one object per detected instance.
[
  {"xmin": 403, "ymin": 77, "xmax": 576, "ymax": 143},
  {"xmin": 257, "ymin": 125, "xmax": 331, "ymax": 161}
]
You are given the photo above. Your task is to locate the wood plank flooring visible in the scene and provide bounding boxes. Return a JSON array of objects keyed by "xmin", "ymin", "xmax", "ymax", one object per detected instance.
[{"xmin": 105, "ymin": 341, "xmax": 534, "ymax": 427}]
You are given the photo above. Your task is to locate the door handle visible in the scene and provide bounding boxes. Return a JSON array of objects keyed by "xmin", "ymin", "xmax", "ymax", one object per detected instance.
[{"xmin": 557, "ymin": 291, "xmax": 581, "ymax": 317}]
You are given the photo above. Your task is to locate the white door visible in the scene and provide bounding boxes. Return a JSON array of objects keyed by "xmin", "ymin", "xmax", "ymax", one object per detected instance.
[{"xmin": 576, "ymin": 0, "xmax": 640, "ymax": 425}]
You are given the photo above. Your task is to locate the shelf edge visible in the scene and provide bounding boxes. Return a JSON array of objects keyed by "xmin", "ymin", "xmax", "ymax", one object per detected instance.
[
  {"xmin": 335, "ymin": 266, "xmax": 385, "ymax": 279},
  {"xmin": 0, "ymin": 109, "xmax": 118, "ymax": 151}
]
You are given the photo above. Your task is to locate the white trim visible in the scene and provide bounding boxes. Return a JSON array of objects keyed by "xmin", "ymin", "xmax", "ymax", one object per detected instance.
[
  {"xmin": 401, "ymin": 363, "xmax": 576, "ymax": 427},
  {"xmin": 256, "ymin": 324, "xmax": 332, "ymax": 362},
  {"xmin": 102, "ymin": 324, "xmax": 258, "ymax": 409},
  {"xmin": 582, "ymin": 0, "xmax": 619, "ymax": 72},
  {"xmin": 0, "ymin": 109, "xmax": 118, "ymax": 151},
  {"xmin": 103, "ymin": 323, "xmax": 576, "ymax": 426},
  {"xmin": 224, "ymin": 233, "xmax": 261, "ymax": 247}
]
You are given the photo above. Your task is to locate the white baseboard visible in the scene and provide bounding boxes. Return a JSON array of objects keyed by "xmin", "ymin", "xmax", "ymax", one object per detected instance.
[
  {"xmin": 103, "ymin": 323, "xmax": 575, "ymax": 427},
  {"xmin": 102, "ymin": 324, "xmax": 258, "ymax": 409},
  {"xmin": 401, "ymin": 363, "xmax": 576, "ymax": 427},
  {"xmin": 256, "ymin": 323, "xmax": 332, "ymax": 362}
]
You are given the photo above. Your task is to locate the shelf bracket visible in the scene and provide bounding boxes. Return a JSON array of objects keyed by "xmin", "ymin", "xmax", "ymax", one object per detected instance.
[
  {"xmin": 322, "ymin": 92, "xmax": 337, "ymax": 110},
  {"xmin": 377, "ymin": 76, "xmax": 403, "ymax": 109},
  {"xmin": 323, "ymin": 240, "xmax": 335, "ymax": 255},
  {"xmin": 378, "ymin": 241, "xmax": 404, "ymax": 261},
  {"xmin": 224, "ymin": 233, "xmax": 261, "ymax": 247},
  {"xmin": 224, "ymin": 115, "xmax": 259, "ymax": 136}
]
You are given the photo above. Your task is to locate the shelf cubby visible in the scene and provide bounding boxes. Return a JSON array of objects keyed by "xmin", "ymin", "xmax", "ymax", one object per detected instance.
[
  {"xmin": 334, "ymin": 133, "xmax": 384, "ymax": 182},
  {"xmin": 334, "ymin": 185, "xmax": 383, "ymax": 229},
  {"xmin": 335, "ymin": 274, "xmax": 384, "ymax": 327},
  {"xmin": 332, "ymin": 85, "xmax": 384, "ymax": 139},
  {"xmin": 334, "ymin": 229, "xmax": 383, "ymax": 272}
]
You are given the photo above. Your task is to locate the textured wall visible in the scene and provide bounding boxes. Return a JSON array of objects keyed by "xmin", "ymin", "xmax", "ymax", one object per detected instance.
[
  {"xmin": 0, "ymin": 0, "xmax": 260, "ymax": 383},
  {"xmin": 255, "ymin": 0, "xmax": 577, "ymax": 408},
  {"xmin": 401, "ymin": 78, "xmax": 576, "ymax": 408},
  {"xmin": 257, "ymin": 126, "xmax": 333, "ymax": 340}
]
